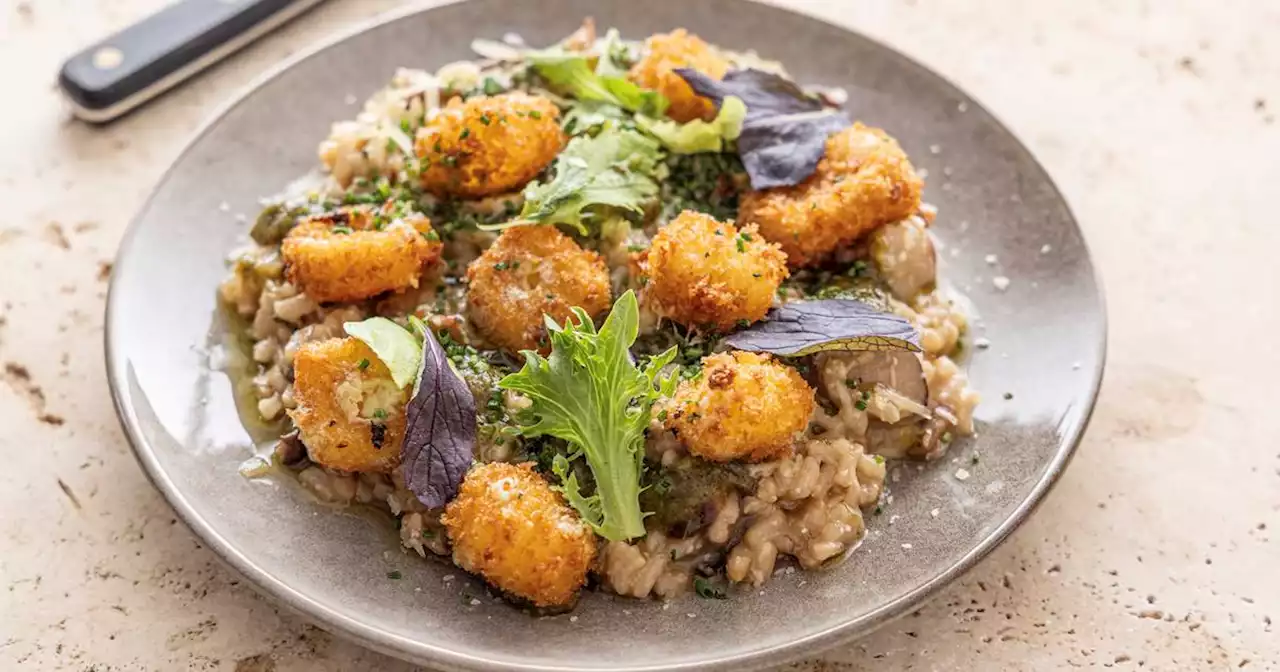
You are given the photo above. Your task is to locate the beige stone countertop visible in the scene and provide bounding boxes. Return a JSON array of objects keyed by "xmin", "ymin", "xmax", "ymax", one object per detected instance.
[{"xmin": 2, "ymin": 0, "xmax": 1277, "ymax": 670}]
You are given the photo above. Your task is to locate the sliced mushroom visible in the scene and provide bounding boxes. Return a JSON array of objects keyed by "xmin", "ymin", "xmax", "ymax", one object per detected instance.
[
  {"xmin": 839, "ymin": 350, "xmax": 928, "ymax": 405},
  {"xmin": 273, "ymin": 430, "xmax": 311, "ymax": 469},
  {"xmin": 821, "ymin": 349, "xmax": 942, "ymax": 459},
  {"xmin": 871, "ymin": 217, "xmax": 937, "ymax": 301}
]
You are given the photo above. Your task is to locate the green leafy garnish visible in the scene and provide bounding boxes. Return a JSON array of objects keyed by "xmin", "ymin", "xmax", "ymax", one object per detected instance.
[
  {"xmin": 499, "ymin": 291, "xmax": 678, "ymax": 541},
  {"xmin": 527, "ymin": 50, "xmax": 668, "ymax": 117},
  {"xmin": 343, "ymin": 317, "xmax": 421, "ymax": 388},
  {"xmin": 693, "ymin": 576, "xmax": 728, "ymax": 600},
  {"xmin": 562, "ymin": 101, "xmax": 631, "ymax": 136},
  {"xmin": 487, "ymin": 125, "xmax": 663, "ymax": 234},
  {"xmin": 635, "ymin": 96, "xmax": 746, "ymax": 154}
]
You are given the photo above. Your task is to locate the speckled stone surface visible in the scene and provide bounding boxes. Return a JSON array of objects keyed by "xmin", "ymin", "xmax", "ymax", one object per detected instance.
[{"xmin": 1, "ymin": 1, "xmax": 1276, "ymax": 670}]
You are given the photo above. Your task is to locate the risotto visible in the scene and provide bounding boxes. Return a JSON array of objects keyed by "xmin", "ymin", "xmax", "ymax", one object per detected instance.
[{"xmin": 219, "ymin": 20, "xmax": 979, "ymax": 610}]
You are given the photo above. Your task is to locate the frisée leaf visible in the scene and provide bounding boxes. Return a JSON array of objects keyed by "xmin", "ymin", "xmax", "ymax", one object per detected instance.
[
  {"xmin": 723, "ymin": 299, "xmax": 921, "ymax": 357},
  {"xmin": 674, "ymin": 68, "xmax": 851, "ymax": 189},
  {"xmin": 499, "ymin": 291, "xmax": 678, "ymax": 541}
]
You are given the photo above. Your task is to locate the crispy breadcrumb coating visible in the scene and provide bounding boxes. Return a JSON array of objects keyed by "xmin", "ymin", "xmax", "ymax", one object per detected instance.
[
  {"xmin": 282, "ymin": 203, "xmax": 442, "ymax": 304},
  {"xmin": 637, "ymin": 211, "xmax": 787, "ymax": 331},
  {"xmin": 466, "ymin": 225, "xmax": 612, "ymax": 355},
  {"xmin": 628, "ymin": 29, "xmax": 730, "ymax": 123},
  {"xmin": 661, "ymin": 351, "xmax": 814, "ymax": 462},
  {"xmin": 415, "ymin": 93, "xmax": 565, "ymax": 199},
  {"xmin": 738, "ymin": 123, "xmax": 923, "ymax": 267},
  {"xmin": 442, "ymin": 462, "xmax": 597, "ymax": 608},
  {"xmin": 289, "ymin": 338, "xmax": 407, "ymax": 473}
]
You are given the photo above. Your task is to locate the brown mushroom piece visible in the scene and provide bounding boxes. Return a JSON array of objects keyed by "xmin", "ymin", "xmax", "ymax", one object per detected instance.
[
  {"xmin": 870, "ymin": 217, "xmax": 937, "ymax": 302},
  {"xmin": 822, "ymin": 349, "xmax": 938, "ymax": 460}
]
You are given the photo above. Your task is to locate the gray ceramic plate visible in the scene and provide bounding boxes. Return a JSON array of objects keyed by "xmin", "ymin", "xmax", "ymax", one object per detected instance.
[{"xmin": 105, "ymin": 1, "xmax": 1106, "ymax": 670}]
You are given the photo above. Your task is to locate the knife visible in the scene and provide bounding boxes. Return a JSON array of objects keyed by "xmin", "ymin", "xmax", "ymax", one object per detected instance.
[{"xmin": 58, "ymin": 0, "xmax": 329, "ymax": 124}]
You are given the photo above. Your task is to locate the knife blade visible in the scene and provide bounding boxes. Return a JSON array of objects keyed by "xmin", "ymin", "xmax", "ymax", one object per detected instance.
[{"xmin": 58, "ymin": 0, "xmax": 329, "ymax": 124}]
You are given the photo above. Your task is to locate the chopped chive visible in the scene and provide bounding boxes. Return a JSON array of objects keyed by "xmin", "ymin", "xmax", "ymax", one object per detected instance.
[
  {"xmin": 528, "ymin": 110, "xmax": 542, "ymax": 120},
  {"xmin": 387, "ymin": 570, "xmax": 402, "ymax": 580},
  {"xmin": 693, "ymin": 577, "xmax": 727, "ymax": 600},
  {"xmin": 459, "ymin": 127, "xmax": 471, "ymax": 140},
  {"xmin": 332, "ymin": 225, "xmax": 353, "ymax": 235},
  {"xmin": 357, "ymin": 358, "xmax": 370, "ymax": 370}
]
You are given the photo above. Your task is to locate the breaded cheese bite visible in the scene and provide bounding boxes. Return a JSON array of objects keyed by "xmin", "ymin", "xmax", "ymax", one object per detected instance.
[
  {"xmin": 466, "ymin": 225, "xmax": 612, "ymax": 355},
  {"xmin": 628, "ymin": 29, "xmax": 730, "ymax": 123},
  {"xmin": 661, "ymin": 351, "xmax": 814, "ymax": 463},
  {"xmin": 738, "ymin": 123, "xmax": 923, "ymax": 268},
  {"xmin": 638, "ymin": 211, "xmax": 788, "ymax": 332},
  {"xmin": 415, "ymin": 93, "xmax": 565, "ymax": 199},
  {"xmin": 289, "ymin": 337, "xmax": 407, "ymax": 473},
  {"xmin": 282, "ymin": 203, "xmax": 443, "ymax": 304},
  {"xmin": 442, "ymin": 462, "xmax": 597, "ymax": 608}
]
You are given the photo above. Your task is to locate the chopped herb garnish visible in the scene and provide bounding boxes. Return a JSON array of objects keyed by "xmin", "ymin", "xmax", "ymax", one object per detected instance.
[
  {"xmin": 874, "ymin": 505, "xmax": 883, "ymax": 515},
  {"xmin": 528, "ymin": 110, "xmax": 542, "ymax": 119},
  {"xmin": 735, "ymin": 319, "xmax": 750, "ymax": 328},
  {"xmin": 854, "ymin": 399, "xmax": 868, "ymax": 411},
  {"xmin": 694, "ymin": 577, "xmax": 727, "ymax": 599},
  {"xmin": 459, "ymin": 127, "xmax": 471, "ymax": 140},
  {"xmin": 399, "ymin": 119, "xmax": 412, "ymax": 134},
  {"xmin": 423, "ymin": 230, "xmax": 441, "ymax": 242},
  {"xmin": 387, "ymin": 570, "xmax": 402, "ymax": 580},
  {"xmin": 331, "ymin": 225, "xmax": 353, "ymax": 235},
  {"xmin": 479, "ymin": 113, "xmax": 492, "ymax": 125},
  {"xmin": 494, "ymin": 261, "xmax": 510, "ymax": 271},
  {"xmin": 372, "ymin": 408, "xmax": 388, "ymax": 420},
  {"xmin": 357, "ymin": 358, "xmax": 371, "ymax": 370},
  {"xmin": 482, "ymin": 77, "xmax": 504, "ymax": 95}
]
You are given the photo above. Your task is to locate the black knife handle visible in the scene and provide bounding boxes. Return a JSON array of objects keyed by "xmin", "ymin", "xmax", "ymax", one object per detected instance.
[{"xmin": 58, "ymin": 0, "xmax": 326, "ymax": 123}]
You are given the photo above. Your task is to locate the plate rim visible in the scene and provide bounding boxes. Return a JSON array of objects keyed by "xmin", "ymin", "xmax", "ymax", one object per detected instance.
[{"xmin": 104, "ymin": 1, "xmax": 1109, "ymax": 669}]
